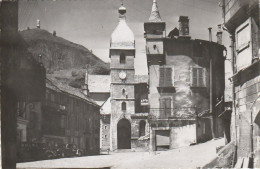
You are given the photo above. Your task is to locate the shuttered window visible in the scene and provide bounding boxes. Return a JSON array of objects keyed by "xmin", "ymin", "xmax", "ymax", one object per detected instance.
[
  {"xmin": 235, "ymin": 18, "xmax": 252, "ymax": 71},
  {"xmin": 159, "ymin": 97, "xmax": 171, "ymax": 118},
  {"xmin": 191, "ymin": 68, "xmax": 206, "ymax": 87},
  {"xmin": 159, "ymin": 66, "xmax": 174, "ymax": 87}
]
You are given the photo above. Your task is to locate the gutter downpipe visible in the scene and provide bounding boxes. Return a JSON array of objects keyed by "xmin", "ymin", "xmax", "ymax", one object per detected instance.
[
  {"xmin": 208, "ymin": 27, "xmax": 216, "ymax": 139},
  {"xmin": 229, "ymin": 34, "xmax": 238, "ymax": 167}
]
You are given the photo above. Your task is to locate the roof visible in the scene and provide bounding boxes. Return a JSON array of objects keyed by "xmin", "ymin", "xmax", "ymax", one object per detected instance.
[
  {"xmin": 149, "ymin": 0, "xmax": 162, "ymax": 22},
  {"xmin": 134, "ymin": 75, "xmax": 149, "ymax": 84},
  {"xmin": 110, "ymin": 4, "xmax": 135, "ymax": 50},
  {"xmin": 100, "ymin": 97, "xmax": 111, "ymax": 115},
  {"xmin": 46, "ymin": 75, "xmax": 99, "ymax": 107},
  {"xmin": 88, "ymin": 75, "xmax": 111, "ymax": 93}
]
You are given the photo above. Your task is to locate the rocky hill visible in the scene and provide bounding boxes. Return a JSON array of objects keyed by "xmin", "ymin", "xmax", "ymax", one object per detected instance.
[{"xmin": 20, "ymin": 28, "xmax": 110, "ymax": 75}]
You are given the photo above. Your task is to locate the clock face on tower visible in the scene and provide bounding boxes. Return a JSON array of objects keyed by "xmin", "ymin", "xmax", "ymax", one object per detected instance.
[{"xmin": 119, "ymin": 71, "xmax": 126, "ymax": 80}]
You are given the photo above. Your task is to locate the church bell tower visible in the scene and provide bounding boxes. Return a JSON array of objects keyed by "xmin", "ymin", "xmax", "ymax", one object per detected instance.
[
  {"xmin": 144, "ymin": 0, "xmax": 165, "ymax": 66},
  {"xmin": 109, "ymin": 3, "xmax": 135, "ymax": 151}
]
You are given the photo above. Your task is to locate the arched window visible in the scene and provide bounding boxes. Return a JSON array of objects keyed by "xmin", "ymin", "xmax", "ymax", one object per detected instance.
[
  {"xmin": 121, "ymin": 102, "xmax": 126, "ymax": 111},
  {"xmin": 122, "ymin": 89, "xmax": 126, "ymax": 95},
  {"xmin": 120, "ymin": 53, "xmax": 126, "ymax": 64},
  {"xmin": 139, "ymin": 120, "xmax": 146, "ymax": 137}
]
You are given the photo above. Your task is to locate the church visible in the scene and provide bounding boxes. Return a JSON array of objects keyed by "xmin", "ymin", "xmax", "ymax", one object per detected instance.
[
  {"xmin": 88, "ymin": 0, "xmax": 226, "ymax": 152},
  {"xmin": 88, "ymin": 3, "xmax": 149, "ymax": 151}
]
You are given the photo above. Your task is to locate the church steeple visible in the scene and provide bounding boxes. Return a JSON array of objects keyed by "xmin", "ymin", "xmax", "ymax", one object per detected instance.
[
  {"xmin": 110, "ymin": 3, "xmax": 135, "ymax": 51},
  {"xmin": 149, "ymin": 0, "xmax": 162, "ymax": 22}
]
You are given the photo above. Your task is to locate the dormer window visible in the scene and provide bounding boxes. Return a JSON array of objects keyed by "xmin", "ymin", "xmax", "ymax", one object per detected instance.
[{"xmin": 120, "ymin": 53, "xmax": 126, "ymax": 64}]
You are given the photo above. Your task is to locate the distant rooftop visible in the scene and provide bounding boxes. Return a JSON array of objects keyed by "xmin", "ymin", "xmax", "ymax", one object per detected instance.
[
  {"xmin": 46, "ymin": 75, "xmax": 99, "ymax": 107},
  {"xmin": 88, "ymin": 75, "xmax": 111, "ymax": 93}
]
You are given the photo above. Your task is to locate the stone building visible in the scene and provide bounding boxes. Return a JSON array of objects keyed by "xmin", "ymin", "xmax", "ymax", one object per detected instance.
[
  {"xmin": 44, "ymin": 75, "xmax": 100, "ymax": 155},
  {"xmin": 1, "ymin": 1, "xmax": 46, "ymax": 167},
  {"xmin": 145, "ymin": 0, "xmax": 226, "ymax": 151},
  {"xmin": 221, "ymin": 0, "xmax": 260, "ymax": 167},
  {"xmin": 87, "ymin": 4, "xmax": 149, "ymax": 151}
]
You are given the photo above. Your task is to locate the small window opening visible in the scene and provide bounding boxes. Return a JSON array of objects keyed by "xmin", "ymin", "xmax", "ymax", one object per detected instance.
[
  {"xmin": 122, "ymin": 102, "xmax": 126, "ymax": 111},
  {"xmin": 120, "ymin": 53, "xmax": 126, "ymax": 64}
]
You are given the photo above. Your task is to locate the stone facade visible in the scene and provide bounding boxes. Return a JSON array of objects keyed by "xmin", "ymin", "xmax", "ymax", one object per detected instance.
[
  {"xmin": 145, "ymin": 1, "xmax": 226, "ymax": 151},
  {"xmin": 107, "ymin": 4, "xmax": 150, "ymax": 151},
  {"xmin": 222, "ymin": 0, "xmax": 260, "ymax": 167}
]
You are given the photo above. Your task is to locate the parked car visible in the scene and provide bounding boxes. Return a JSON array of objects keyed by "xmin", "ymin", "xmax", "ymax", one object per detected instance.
[
  {"xmin": 58, "ymin": 144, "xmax": 82, "ymax": 157},
  {"xmin": 55, "ymin": 144, "xmax": 66, "ymax": 158}
]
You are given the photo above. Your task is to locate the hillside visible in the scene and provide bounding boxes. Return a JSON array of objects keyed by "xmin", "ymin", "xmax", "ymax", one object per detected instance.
[{"xmin": 20, "ymin": 28, "xmax": 110, "ymax": 75}]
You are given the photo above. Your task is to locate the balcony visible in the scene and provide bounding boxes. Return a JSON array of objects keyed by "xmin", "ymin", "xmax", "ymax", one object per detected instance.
[{"xmin": 149, "ymin": 108, "xmax": 196, "ymax": 120}]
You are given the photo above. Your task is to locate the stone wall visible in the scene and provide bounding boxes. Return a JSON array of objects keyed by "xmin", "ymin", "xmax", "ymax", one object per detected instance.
[
  {"xmin": 150, "ymin": 119, "xmax": 196, "ymax": 151},
  {"xmin": 233, "ymin": 65, "xmax": 260, "ymax": 165},
  {"xmin": 100, "ymin": 115, "xmax": 110, "ymax": 151}
]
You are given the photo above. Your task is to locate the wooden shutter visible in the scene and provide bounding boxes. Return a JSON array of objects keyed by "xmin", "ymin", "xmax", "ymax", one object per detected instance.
[
  {"xmin": 165, "ymin": 98, "xmax": 171, "ymax": 117},
  {"xmin": 192, "ymin": 68, "xmax": 198, "ymax": 87},
  {"xmin": 198, "ymin": 68, "xmax": 203, "ymax": 87},
  {"xmin": 251, "ymin": 17, "xmax": 259, "ymax": 60},
  {"xmin": 192, "ymin": 67, "xmax": 206, "ymax": 87},
  {"xmin": 202, "ymin": 68, "xmax": 207, "ymax": 87},
  {"xmin": 159, "ymin": 67, "xmax": 173, "ymax": 87},
  {"xmin": 165, "ymin": 67, "xmax": 172, "ymax": 87},
  {"xmin": 159, "ymin": 97, "xmax": 171, "ymax": 118},
  {"xmin": 159, "ymin": 67, "xmax": 165, "ymax": 87}
]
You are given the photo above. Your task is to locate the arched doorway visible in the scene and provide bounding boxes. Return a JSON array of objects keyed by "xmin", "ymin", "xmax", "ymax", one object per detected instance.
[{"xmin": 117, "ymin": 118, "xmax": 131, "ymax": 149}]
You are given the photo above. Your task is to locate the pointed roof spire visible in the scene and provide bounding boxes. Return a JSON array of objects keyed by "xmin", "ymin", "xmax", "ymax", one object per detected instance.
[{"xmin": 149, "ymin": 0, "xmax": 162, "ymax": 22}]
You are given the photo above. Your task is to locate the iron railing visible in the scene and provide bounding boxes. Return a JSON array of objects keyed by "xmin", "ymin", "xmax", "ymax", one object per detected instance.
[{"xmin": 149, "ymin": 107, "xmax": 197, "ymax": 120}]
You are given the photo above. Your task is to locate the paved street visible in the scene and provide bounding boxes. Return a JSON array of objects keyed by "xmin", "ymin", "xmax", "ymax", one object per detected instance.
[{"xmin": 17, "ymin": 138, "xmax": 224, "ymax": 169}]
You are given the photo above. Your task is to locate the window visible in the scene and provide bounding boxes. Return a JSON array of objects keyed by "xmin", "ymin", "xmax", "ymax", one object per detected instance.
[
  {"xmin": 61, "ymin": 115, "xmax": 65, "ymax": 129},
  {"xmin": 159, "ymin": 66, "xmax": 174, "ymax": 87},
  {"xmin": 104, "ymin": 135, "xmax": 107, "ymax": 138},
  {"xmin": 120, "ymin": 53, "xmax": 126, "ymax": 64},
  {"xmin": 235, "ymin": 18, "xmax": 252, "ymax": 71},
  {"xmin": 159, "ymin": 97, "xmax": 171, "ymax": 118},
  {"xmin": 122, "ymin": 102, "xmax": 126, "ymax": 111},
  {"xmin": 104, "ymin": 125, "xmax": 107, "ymax": 129},
  {"xmin": 139, "ymin": 120, "xmax": 146, "ymax": 137},
  {"xmin": 122, "ymin": 88, "xmax": 126, "ymax": 95},
  {"xmin": 50, "ymin": 93, "xmax": 55, "ymax": 102},
  {"xmin": 191, "ymin": 67, "xmax": 206, "ymax": 87}
]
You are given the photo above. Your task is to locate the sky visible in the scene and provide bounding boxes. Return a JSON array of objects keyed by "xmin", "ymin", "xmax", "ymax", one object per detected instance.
[{"xmin": 18, "ymin": 0, "xmax": 231, "ymax": 75}]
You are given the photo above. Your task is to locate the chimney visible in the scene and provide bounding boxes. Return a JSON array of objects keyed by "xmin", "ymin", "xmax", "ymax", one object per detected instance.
[
  {"xmin": 216, "ymin": 24, "xmax": 223, "ymax": 45},
  {"xmin": 82, "ymin": 84, "xmax": 89, "ymax": 96},
  {"xmin": 37, "ymin": 19, "xmax": 40, "ymax": 28},
  {"xmin": 82, "ymin": 69, "xmax": 89, "ymax": 96},
  {"xmin": 208, "ymin": 27, "xmax": 212, "ymax": 42},
  {"xmin": 178, "ymin": 16, "xmax": 190, "ymax": 39},
  {"xmin": 53, "ymin": 30, "xmax": 56, "ymax": 36}
]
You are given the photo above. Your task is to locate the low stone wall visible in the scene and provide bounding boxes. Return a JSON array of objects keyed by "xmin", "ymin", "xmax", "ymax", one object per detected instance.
[{"xmin": 131, "ymin": 139, "xmax": 150, "ymax": 151}]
